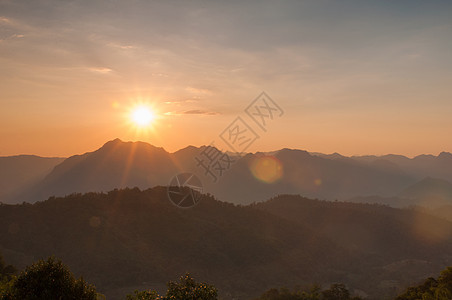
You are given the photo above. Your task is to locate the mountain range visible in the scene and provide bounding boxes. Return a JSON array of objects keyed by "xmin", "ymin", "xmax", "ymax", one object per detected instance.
[
  {"xmin": 1, "ymin": 187, "xmax": 452, "ymax": 299},
  {"xmin": 2, "ymin": 139, "xmax": 452, "ymax": 210}
]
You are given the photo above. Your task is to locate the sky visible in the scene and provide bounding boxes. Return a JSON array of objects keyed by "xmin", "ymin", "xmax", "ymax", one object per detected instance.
[{"xmin": 1, "ymin": 0, "xmax": 451, "ymax": 157}]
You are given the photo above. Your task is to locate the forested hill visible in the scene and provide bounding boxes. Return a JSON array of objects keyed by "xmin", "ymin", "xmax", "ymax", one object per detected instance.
[{"xmin": 1, "ymin": 188, "xmax": 452, "ymax": 299}]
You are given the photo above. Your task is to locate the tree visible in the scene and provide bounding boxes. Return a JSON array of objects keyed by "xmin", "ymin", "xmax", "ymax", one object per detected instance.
[
  {"xmin": 0, "ymin": 253, "xmax": 17, "ymax": 300},
  {"xmin": 166, "ymin": 273, "xmax": 218, "ymax": 300},
  {"xmin": 396, "ymin": 266, "xmax": 452, "ymax": 300},
  {"xmin": 322, "ymin": 283, "xmax": 351, "ymax": 300},
  {"xmin": 5, "ymin": 256, "xmax": 98, "ymax": 300},
  {"xmin": 127, "ymin": 273, "xmax": 218, "ymax": 300}
]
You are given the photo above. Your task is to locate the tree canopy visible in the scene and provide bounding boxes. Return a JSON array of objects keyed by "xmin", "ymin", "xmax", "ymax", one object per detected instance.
[
  {"xmin": 0, "ymin": 256, "xmax": 99, "ymax": 300},
  {"xmin": 396, "ymin": 266, "xmax": 452, "ymax": 300},
  {"xmin": 127, "ymin": 273, "xmax": 217, "ymax": 300}
]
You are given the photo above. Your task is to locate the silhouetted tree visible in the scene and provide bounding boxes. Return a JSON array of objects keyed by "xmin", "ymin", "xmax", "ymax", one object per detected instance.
[
  {"xmin": 396, "ymin": 266, "xmax": 452, "ymax": 300},
  {"xmin": 166, "ymin": 273, "xmax": 217, "ymax": 300},
  {"xmin": 0, "ymin": 253, "xmax": 16, "ymax": 300},
  {"xmin": 6, "ymin": 256, "xmax": 98, "ymax": 300},
  {"xmin": 322, "ymin": 284, "xmax": 350, "ymax": 300},
  {"xmin": 127, "ymin": 273, "xmax": 217, "ymax": 300}
]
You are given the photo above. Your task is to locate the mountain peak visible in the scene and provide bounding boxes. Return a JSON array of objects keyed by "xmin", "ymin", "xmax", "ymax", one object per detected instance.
[
  {"xmin": 102, "ymin": 138, "xmax": 124, "ymax": 148},
  {"xmin": 438, "ymin": 152, "xmax": 452, "ymax": 160},
  {"xmin": 277, "ymin": 148, "xmax": 310, "ymax": 156},
  {"xmin": 99, "ymin": 139, "xmax": 167, "ymax": 153}
]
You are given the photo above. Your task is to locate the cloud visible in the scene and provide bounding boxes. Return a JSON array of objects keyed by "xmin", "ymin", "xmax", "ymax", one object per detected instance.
[
  {"xmin": 185, "ymin": 87, "xmax": 212, "ymax": 95},
  {"xmin": 107, "ymin": 42, "xmax": 138, "ymax": 50},
  {"xmin": 0, "ymin": 16, "xmax": 11, "ymax": 23},
  {"xmin": 164, "ymin": 109, "xmax": 219, "ymax": 116},
  {"xmin": 88, "ymin": 67, "xmax": 113, "ymax": 74},
  {"xmin": 164, "ymin": 99, "xmax": 199, "ymax": 105},
  {"xmin": 184, "ymin": 109, "xmax": 219, "ymax": 115}
]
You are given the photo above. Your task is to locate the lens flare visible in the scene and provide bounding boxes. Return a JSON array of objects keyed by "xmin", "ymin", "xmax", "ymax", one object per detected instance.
[{"xmin": 250, "ymin": 155, "xmax": 283, "ymax": 183}]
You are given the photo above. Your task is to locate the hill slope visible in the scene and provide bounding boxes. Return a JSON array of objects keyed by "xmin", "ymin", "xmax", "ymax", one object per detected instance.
[
  {"xmin": 399, "ymin": 177, "xmax": 452, "ymax": 207},
  {"xmin": 1, "ymin": 188, "xmax": 452, "ymax": 299},
  {"xmin": 255, "ymin": 194, "xmax": 452, "ymax": 298},
  {"xmin": 0, "ymin": 155, "xmax": 65, "ymax": 203}
]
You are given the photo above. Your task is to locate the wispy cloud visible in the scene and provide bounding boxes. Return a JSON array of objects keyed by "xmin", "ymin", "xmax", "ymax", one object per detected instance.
[
  {"xmin": 0, "ymin": 16, "xmax": 11, "ymax": 23},
  {"xmin": 164, "ymin": 99, "xmax": 199, "ymax": 105},
  {"xmin": 88, "ymin": 67, "xmax": 113, "ymax": 74},
  {"xmin": 107, "ymin": 42, "xmax": 138, "ymax": 50},
  {"xmin": 164, "ymin": 109, "xmax": 219, "ymax": 116},
  {"xmin": 185, "ymin": 86, "xmax": 212, "ymax": 95}
]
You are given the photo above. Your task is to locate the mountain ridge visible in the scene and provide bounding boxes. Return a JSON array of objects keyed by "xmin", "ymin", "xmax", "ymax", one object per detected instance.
[
  {"xmin": 1, "ymin": 187, "xmax": 452, "ymax": 299},
  {"xmin": 3, "ymin": 139, "xmax": 452, "ymax": 207}
]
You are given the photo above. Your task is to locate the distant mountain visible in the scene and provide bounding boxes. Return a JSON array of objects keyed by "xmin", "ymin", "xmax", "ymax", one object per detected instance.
[
  {"xmin": 0, "ymin": 155, "xmax": 65, "ymax": 203},
  {"xmin": 346, "ymin": 195, "xmax": 413, "ymax": 208},
  {"xmin": 217, "ymin": 148, "xmax": 415, "ymax": 203},
  {"xmin": 10, "ymin": 139, "xmax": 418, "ymax": 205},
  {"xmin": 399, "ymin": 177, "xmax": 452, "ymax": 207},
  {"xmin": 1, "ymin": 188, "xmax": 452, "ymax": 299},
  {"xmin": 323, "ymin": 152, "xmax": 452, "ymax": 183},
  {"xmin": 8, "ymin": 139, "xmax": 452, "ymax": 206}
]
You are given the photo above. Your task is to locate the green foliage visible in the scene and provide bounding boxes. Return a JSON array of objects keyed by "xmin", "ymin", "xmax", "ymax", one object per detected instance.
[
  {"xmin": 322, "ymin": 284, "xmax": 350, "ymax": 300},
  {"xmin": 2, "ymin": 188, "xmax": 452, "ymax": 299},
  {"xmin": 0, "ymin": 253, "xmax": 17, "ymax": 300},
  {"xmin": 396, "ymin": 266, "xmax": 452, "ymax": 300},
  {"xmin": 127, "ymin": 273, "xmax": 217, "ymax": 300},
  {"xmin": 166, "ymin": 273, "xmax": 218, "ymax": 300},
  {"xmin": 0, "ymin": 256, "xmax": 98, "ymax": 300}
]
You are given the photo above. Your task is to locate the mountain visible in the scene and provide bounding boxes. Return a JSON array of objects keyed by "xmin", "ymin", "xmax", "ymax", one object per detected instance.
[
  {"xmin": 0, "ymin": 155, "xmax": 65, "ymax": 203},
  {"xmin": 210, "ymin": 148, "xmax": 416, "ymax": 205},
  {"xmin": 14, "ymin": 139, "xmax": 180, "ymax": 203},
  {"xmin": 342, "ymin": 152, "xmax": 452, "ymax": 183},
  {"xmin": 346, "ymin": 195, "xmax": 414, "ymax": 208},
  {"xmin": 399, "ymin": 177, "xmax": 452, "ymax": 207},
  {"xmin": 1, "ymin": 188, "xmax": 452, "ymax": 299},
  {"xmin": 0, "ymin": 187, "xmax": 344, "ymax": 299},
  {"xmin": 10, "ymin": 139, "xmax": 417, "ymax": 205},
  {"xmin": 255, "ymin": 195, "xmax": 452, "ymax": 298},
  {"xmin": 431, "ymin": 205, "xmax": 452, "ymax": 222}
]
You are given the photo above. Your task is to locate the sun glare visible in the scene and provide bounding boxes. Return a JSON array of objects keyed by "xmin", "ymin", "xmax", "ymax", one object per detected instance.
[{"xmin": 131, "ymin": 105, "xmax": 155, "ymax": 127}]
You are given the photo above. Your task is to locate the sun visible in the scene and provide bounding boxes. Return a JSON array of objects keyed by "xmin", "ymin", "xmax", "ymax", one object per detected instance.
[{"xmin": 130, "ymin": 105, "xmax": 155, "ymax": 127}]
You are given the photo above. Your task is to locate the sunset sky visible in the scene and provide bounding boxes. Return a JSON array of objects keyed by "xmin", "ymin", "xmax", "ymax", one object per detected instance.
[{"xmin": 1, "ymin": 0, "xmax": 451, "ymax": 157}]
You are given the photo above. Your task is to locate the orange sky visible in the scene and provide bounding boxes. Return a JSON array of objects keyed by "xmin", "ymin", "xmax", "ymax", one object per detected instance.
[{"xmin": 1, "ymin": 1, "xmax": 452, "ymax": 158}]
